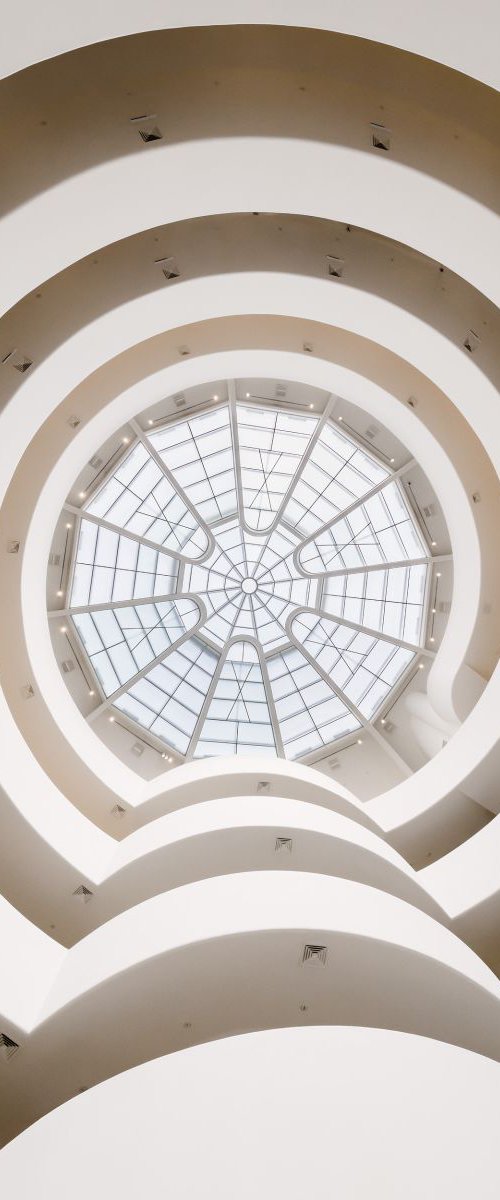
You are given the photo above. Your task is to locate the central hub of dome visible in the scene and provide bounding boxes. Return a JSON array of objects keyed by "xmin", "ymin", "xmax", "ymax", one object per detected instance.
[{"xmin": 241, "ymin": 577, "xmax": 257, "ymax": 595}]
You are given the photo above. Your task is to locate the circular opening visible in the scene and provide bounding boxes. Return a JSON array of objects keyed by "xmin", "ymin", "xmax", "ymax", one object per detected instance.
[{"xmin": 54, "ymin": 385, "xmax": 437, "ymax": 764}]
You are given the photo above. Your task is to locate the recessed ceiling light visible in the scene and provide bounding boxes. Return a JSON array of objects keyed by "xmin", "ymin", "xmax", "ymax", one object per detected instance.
[
  {"xmin": 357, "ymin": 738, "xmax": 363, "ymax": 745},
  {"xmin": 429, "ymin": 636, "xmax": 435, "ymax": 643},
  {"xmin": 419, "ymin": 663, "xmax": 425, "ymax": 670},
  {"xmin": 89, "ymin": 690, "xmax": 95, "ymax": 697},
  {"xmin": 309, "ymin": 404, "xmax": 314, "ymax": 409},
  {"xmin": 122, "ymin": 437, "xmax": 130, "ymax": 444},
  {"xmin": 212, "ymin": 394, "xmax": 219, "ymax": 401},
  {"xmin": 109, "ymin": 715, "xmax": 115, "ymax": 723},
  {"xmin": 432, "ymin": 608, "xmax": 436, "ymax": 614},
  {"xmin": 380, "ymin": 717, "xmax": 387, "ymax": 725},
  {"xmin": 60, "ymin": 625, "xmax": 67, "ymax": 633},
  {"xmin": 390, "ymin": 457, "xmax": 395, "ymax": 464},
  {"xmin": 78, "ymin": 491, "xmax": 86, "ymax": 499},
  {"xmin": 431, "ymin": 540, "xmax": 437, "ymax": 547},
  {"xmin": 148, "ymin": 419, "xmax": 154, "ymax": 426},
  {"xmin": 436, "ymin": 572, "xmax": 442, "ymax": 578},
  {"xmin": 57, "ymin": 590, "xmax": 63, "ymax": 597},
  {"xmin": 245, "ymin": 392, "xmax": 250, "ymax": 398},
  {"xmin": 338, "ymin": 416, "xmax": 343, "ymax": 422},
  {"xmin": 65, "ymin": 523, "xmax": 72, "ymax": 530}
]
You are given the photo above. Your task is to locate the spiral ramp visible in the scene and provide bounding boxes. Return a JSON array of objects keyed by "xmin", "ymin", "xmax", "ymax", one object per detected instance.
[{"xmin": 0, "ymin": 7, "xmax": 500, "ymax": 1196}]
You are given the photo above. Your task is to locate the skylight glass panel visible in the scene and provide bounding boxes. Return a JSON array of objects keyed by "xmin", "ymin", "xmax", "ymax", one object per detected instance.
[
  {"xmin": 237, "ymin": 406, "xmax": 318, "ymax": 530},
  {"xmin": 67, "ymin": 398, "xmax": 433, "ymax": 763},
  {"xmin": 267, "ymin": 646, "xmax": 360, "ymax": 758},
  {"xmin": 71, "ymin": 599, "xmax": 200, "ymax": 697},
  {"xmin": 291, "ymin": 612, "xmax": 414, "ymax": 720},
  {"xmin": 194, "ymin": 642, "xmax": 277, "ymax": 758},
  {"xmin": 84, "ymin": 442, "xmax": 208, "ymax": 558},
  {"xmin": 149, "ymin": 406, "xmax": 237, "ymax": 523},
  {"xmin": 70, "ymin": 520, "xmax": 178, "ymax": 607},
  {"xmin": 322, "ymin": 564, "xmax": 427, "ymax": 644},
  {"xmin": 114, "ymin": 637, "xmax": 219, "ymax": 754},
  {"xmin": 283, "ymin": 421, "xmax": 388, "ymax": 537},
  {"xmin": 298, "ymin": 481, "xmax": 427, "ymax": 574}
]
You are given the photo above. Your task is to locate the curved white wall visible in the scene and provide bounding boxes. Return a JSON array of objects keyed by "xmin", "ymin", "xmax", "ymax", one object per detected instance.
[
  {"xmin": 1, "ymin": 6, "xmax": 500, "ymax": 1168},
  {"xmin": 1, "ymin": 1028, "xmax": 500, "ymax": 1199},
  {"xmin": 1, "ymin": 1, "xmax": 499, "ymax": 85}
]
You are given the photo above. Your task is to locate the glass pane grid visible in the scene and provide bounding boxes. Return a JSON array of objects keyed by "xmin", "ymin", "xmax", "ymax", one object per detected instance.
[
  {"xmin": 72, "ymin": 599, "xmax": 200, "ymax": 697},
  {"xmin": 237, "ymin": 404, "xmax": 318, "ymax": 531},
  {"xmin": 115, "ymin": 637, "xmax": 219, "ymax": 753},
  {"xmin": 194, "ymin": 642, "xmax": 277, "ymax": 758},
  {"xmin": 70, "ymin": 520, "xmax": 179, "ymax": 607},
  {"xmin": 267, "ymin": 646, "xmax": 361, "ymax": 758},
  {"xmin": 149, "ymin": 406, "xmax": 237, "ymax": 523},
  {"xmin": 299, "ymin": 481, "xmax": 426, "ymax": 573},
  {"xmin": 292, "ymin": 612, "xmax": 414, "ymax": 721},
  {"xmin": 66, "ymin": 400, "xmax": 433, "ymax": 761},
  {"xmin": 283, "ymin": 421, "xmax": 388, "ymax": 537},
  {"xmin": 321, "ymin": 563, "xmax": 427, "ymax": 644},
  {"xmin": 85, "ymin": 443, "xmax": 207, "ymax": 557}
]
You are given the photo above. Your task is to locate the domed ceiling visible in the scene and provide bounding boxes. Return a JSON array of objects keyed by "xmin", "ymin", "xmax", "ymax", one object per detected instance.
[{"xmin": 60, "ymin": 385, "xmax": 432, "ymax": 761}]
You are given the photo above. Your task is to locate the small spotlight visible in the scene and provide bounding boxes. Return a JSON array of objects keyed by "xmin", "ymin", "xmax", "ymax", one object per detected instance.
[
  {"xmin": 338, "ymin": 416, "xmax": 343, "ymax": 422},
  {"xmin": 161, "ymin": 751, "xmax": 167, "ymax": 759},
  {"xmin": 212, "ymin": 394, "xmax": 219, "ymax": 401},
  {"xmin": 390, "ymin": 457, "xmax": 395, "ymax": 464},
  {"xmin": 309, "ymin": 404, "xmax": 314, "ymax": 409},
  {"xmin": 432, "ymin": 608, "xmax": 436, "ymax": 614},
  {"xmin": 431, "ymin": 540, "xmax": 437, "ymax": 547},
  {"xmin": 57, "ymin": 590, "xmax": 63, "ymax": 597},
  {"xmin": 148, "ymin": 419, "xmax": 154, "ymax": 426},
  {"xmin": 109, "ymin": 716, "xmax": 115, "ymax": 723},
  {"xmin": 60, "ymin": 625, "xmax": 67, "ymax": 633},
  {"xmin": 429, "ymin": 636, "xmax": 435, "ymax": 643},
  {"xmin": 122, "ymin": 436, "xmax": 130, "ymax": 444},
  {"xmin": 245, "ymin": 392, "xmax": 250, "ymax": 398},
  {"xmin": 380, "ymin": 718, "xmax": 387, "ymax": 726},
  {"xmin": 89, "ymin": 690, "xmax": 95, "ymax": 697},
  {"xmin": 357, "ymin": 738, "xmax": 363, "ymax": 745},
  {"xmin": 436, "ymin": 572, "xmax": 442, "ymax": 578},
  {"xmin": 78, "ymin": 491, "xmax": 86, "ymax": 500},
  {"xmin": 418, "ymin": 663, "xmax": 425, "ymax": 670},
  {"xmin": 65, "ymin": 523, "xmax": 72, "ymax": 530}
]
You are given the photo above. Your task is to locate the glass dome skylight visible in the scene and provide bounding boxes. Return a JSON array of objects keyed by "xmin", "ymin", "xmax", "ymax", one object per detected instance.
[{"xmin": 66, "ymin": 396, "xmax": 431, "ymax": 761}]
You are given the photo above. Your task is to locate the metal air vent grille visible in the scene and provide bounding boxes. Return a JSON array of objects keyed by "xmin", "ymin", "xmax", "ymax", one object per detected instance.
[
  {"xmin": 275, "ymin": 837, "xmax": 293, "ymax": 853},
  {"xmin": 302, "ymin": 944, "xmax": 327, "ymax": 966}
]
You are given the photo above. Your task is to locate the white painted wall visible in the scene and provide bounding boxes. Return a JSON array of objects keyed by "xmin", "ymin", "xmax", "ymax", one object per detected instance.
[
  {"xmin": 1, "ymin": 1028, "xmax": 500, "ymax": 1198},
  {"xmin": 1, "ymin": 0, "xmax": 499, "ymax": 85},
  {"xmin": 0, "ymin": 896, "xmax": 64, "ymax": 1031}
]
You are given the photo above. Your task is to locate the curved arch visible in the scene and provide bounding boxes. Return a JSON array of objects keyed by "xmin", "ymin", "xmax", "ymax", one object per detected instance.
[{"xmin": 1, "ymin": 3, "xmax": 499, "ymax": 87}]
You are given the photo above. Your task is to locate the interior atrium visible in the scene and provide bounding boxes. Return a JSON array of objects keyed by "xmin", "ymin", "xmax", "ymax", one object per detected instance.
[{"xmin": 0, "ymin": 5, "xmax": 499, "ymax": 1195}]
